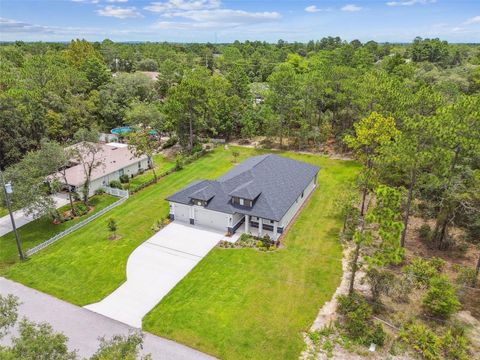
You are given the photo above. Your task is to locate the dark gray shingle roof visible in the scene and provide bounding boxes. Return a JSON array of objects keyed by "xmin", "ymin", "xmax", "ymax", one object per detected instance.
[{"xmin": 166, "ymin": 154, "xmax": 319, "ymax": 221}]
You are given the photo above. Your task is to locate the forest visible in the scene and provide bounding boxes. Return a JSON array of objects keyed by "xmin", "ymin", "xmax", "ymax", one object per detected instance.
[{"xmin": 0, "ymin": 36, "xmax": 479, "ymax": 359}]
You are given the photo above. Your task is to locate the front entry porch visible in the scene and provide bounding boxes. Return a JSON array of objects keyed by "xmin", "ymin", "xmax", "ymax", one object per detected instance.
[{"xmin": 232, "ymin": 214, "xmax": 281, "ymax": 241}]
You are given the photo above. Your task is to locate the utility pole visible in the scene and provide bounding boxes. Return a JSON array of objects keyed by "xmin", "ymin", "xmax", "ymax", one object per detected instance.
[{"xmin": 0, "ymin": 169, "xmax": 25, "ymax": 260}]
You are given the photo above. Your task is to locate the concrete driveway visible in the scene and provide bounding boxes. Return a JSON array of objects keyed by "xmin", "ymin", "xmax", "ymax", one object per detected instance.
[
  {"xmin": 0, "ymin": 277, "xmax": 214, "ymax": 360},
  {"xmin": 0, "ymin": 193, "xmax": 70, "ymax": 237},
  {"xmin": 85, "ymin": 222, "xmax": 227, "ymax": 328}
]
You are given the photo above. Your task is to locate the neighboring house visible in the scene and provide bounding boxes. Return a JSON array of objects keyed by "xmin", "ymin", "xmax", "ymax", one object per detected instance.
[
  {"xmin": 57, "ymin": 142, "xmax": 148, "ymax": 196},
  {"xmin": 166, "ymin": 154, "xmax": 319, "ymax": 240}
]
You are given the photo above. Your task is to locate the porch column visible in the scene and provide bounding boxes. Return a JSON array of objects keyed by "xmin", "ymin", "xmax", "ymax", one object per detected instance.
[
  {"xmin": 245, "ymin": 215, "xmax": 250, "ymax": 233},
  {"xmin": 189, "ymin": 206, "xmax": 195, "ymax": 225},
  {"xmin": 259, "ymin": 218, "xmax": 263, "ymax": 237},
  {"xmin": 273, "ymin": 221, "xmax": 278, "ymax": 239}
]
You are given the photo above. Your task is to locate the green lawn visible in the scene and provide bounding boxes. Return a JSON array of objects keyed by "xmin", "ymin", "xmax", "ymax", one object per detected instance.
[
  {"xmin": 1, "ymin": 147, "xmax": 256, "ymax": 304},
  {"xmin": 2, "ymin": 147, "xmax": 359, "ymax": 359},
  {"xmin": 129, "ymin": 153, "xmax": 175, "ymax": 190},
  {"xmin": 0, "ymin": 207, "xmax": 8, "ymax": 218},
  {"xmin": 142, "ymin": 152, "xmax": 359, "ymax": 360},
  {"xmin": 0, "ymin": 195, "xmax": 117, "ymax": 268}
]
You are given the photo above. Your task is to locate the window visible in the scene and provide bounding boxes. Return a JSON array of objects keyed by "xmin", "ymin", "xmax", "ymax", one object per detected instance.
[
  {"xmin": 270, "ymin": 220, "xmax": 274, "ymax": 224},
  {"xmin": 240, "ymin": 198, "xmax": 244, "ymax": 206},
  {"xmin": 301, "ymin": 191, "xmax": 304, "ymax": 198},
  {"xmin": 119, "ymin": 169, "xmax": 124, "ymax": 176},
  {"xmin": 138, "ymin": 162, "xmax": 141, "ymax": 169}
]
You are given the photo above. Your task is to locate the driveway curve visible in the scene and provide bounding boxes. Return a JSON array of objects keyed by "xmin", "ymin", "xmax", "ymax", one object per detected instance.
[
  {"xmin": 85, "ymin": 222, "xmax": 227, "ymax": 328},
  {"xmin": 0, "ymin": 277, "xmax": 215, "ymax": 360}
]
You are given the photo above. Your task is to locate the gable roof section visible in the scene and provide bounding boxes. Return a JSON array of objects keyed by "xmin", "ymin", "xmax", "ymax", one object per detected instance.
[
  {"xmin": 190, "ymin": 183, "xmax": 217, "ymax": 201},
  {"xmin": 228, "ymin": 180, "xmax": 261, "ymax": 200},
  {"xmin": 57, "ymin": 142, "xmax": 147, "ymax": 187},
  {"xmin": 166, "ymin": 154, "xmax": 319, "ymax": 221}
]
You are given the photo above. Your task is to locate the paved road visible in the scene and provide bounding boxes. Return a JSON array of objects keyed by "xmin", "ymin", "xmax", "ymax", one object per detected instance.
[
  {"xmin": 0, "ymin": 277, "xmax": 215, "ymax": 360},
  {"xmin": 85, "ymin": 222, "xmax": 236, "ymax": 327},
  {"xmin": 0, "ymin": 194, "xmax": 69, "ymax": 237}
]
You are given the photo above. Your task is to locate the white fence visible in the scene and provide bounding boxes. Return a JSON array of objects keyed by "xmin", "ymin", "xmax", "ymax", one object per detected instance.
[
  {"xmin": 26, "ymin": 188, "xmax": 129, "ymax": 257},
  {"xmin": 104, "ymin": 186, "xmax": 129, "ymax": 198}
]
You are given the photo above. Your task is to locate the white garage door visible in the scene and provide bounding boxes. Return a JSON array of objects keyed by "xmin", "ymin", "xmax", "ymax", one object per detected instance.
[
  {"xmin": 194, "ymin": 208, "xmax": 228, "ymax": 232},
  {"xmin": 174, "ymin": 204, "xmax": 190, "ymax": 223}
]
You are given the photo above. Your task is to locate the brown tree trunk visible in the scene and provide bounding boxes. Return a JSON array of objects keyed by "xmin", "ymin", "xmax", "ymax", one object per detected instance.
[
  {"xmin": 189, "ymin": 116, "xmax": 193, "ymax": 151},
  {"xmin": 401, "ymin": 165, "xmax": 417, "ymax": 247},
  {"xmin": 349, "ymin": 241, "xmax": 361, "ymax": 295},
  {"xmin": 60, "ymin": 169, "xmax": 76, "ymax": 216},
  {"xmin": 475, "ymin": 254, "xmax": 480, "ymax": 286},
  {"xmin": 360, "ymin": 185, "xmax": 368, "ymax": 217},
  {"xmin": 432, "ymin": 144, "xmax": 460, "ymax": 249}
]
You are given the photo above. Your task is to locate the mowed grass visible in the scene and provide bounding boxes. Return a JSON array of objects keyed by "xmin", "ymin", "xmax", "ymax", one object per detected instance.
[
  {"xmin": 142, "ymin": 151, "xmax": 359, "ymax": 360},
  {"xmin": 1, "ymin": 147, "xmax": 258, "ymax": 305},
  {"xmin": 129, "ymin": 153, "xmax": 175, "ymax": 189},
  {"xmin": 0, "ymin": 195, "xmax": 117, "ymax": 268},
  {"xmin": 2, "ymin": 147, "xmax": 359, "ymax": 359}
]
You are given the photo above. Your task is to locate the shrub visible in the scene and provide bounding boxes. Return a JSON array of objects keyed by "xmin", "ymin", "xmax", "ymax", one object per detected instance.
[
  {"xmin": 107, "ymin": 218, "xmax": 117, "ymax": 238},
  {"xmin": 441, "ymin": 326, "xmax": 469, "ymax": 360},
  {"xmin": 174, "ymin": 158, "xmax": 183, "ymax": 171},
  {"xmin": 232, "ymin": 150, "xmax": 240, "ymax": 162},
  {"xmin": 422, "ymin": 276, "xmax": 461, "ymax": 319},
  {"xmin": 162, "ymin": 136, "xmax": 178, "ymax": 149},
  {"xmin": 454, "ymin": 264, "xmax": 478, "ymax": 287},
  {"xmin": 73, "ymin": 203, "xmax": 88, "ymax": 216},
  {"xmin": 322, "ymin": 340, "xmax": 334, "ymax": 358},
  {"xmin": 337, "ymin": 293, "xmax": 386, "ymax": 346},
  {"xmin": 109, "ymin": 180, "xmax": 122, "ymax": 189},
  {"xmin": 402, "ymin": 257, "xmax": 443, "ymax": 288},
  {"xmin": 365, "ymin": 267, "xmax": 395, "ymax": 303},
  {"xmin": 50, "ymin": 209, "xmax": 63, "ymax": 223},
  {"xmin": 400, "ymin": 322, "xmax": 469, "ymax": 360},
  {"xmin": 72, "ymin": 192, "xmax": 81, "ymax": 201},
  {"xmin": 94, "ymin": 188, "xmax": 106, "ymax": 195},
  {"xmin": 400, "ymin": 322, "xmax": 442, "ymax": 360},
  {"xmin": 119, "ymin": 174, "xmax": 129, "ymax": 184},
  {"xmin": 418, "ymin": 224, "xmax": 432, "ymax": 242}
]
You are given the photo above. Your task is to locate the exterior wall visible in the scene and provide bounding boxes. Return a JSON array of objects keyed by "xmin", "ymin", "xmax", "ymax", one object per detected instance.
[
  {"xmin": 171, "ymin": 202, "xmax": 230, "ymax": 233},
  {"xmin": 80, "ymin": 159, "xmax": 149, "ymax": 197},
  {"xmin": 279, "ymin": 175, "xmax": 316, "ymax": 229},
  {"xmin": 193, "ymin": 206, "xmax": 230, "ymax": 232},
  {"xmin": 171, "ymin": 203, "xmax": 190, "ymax": 222}
]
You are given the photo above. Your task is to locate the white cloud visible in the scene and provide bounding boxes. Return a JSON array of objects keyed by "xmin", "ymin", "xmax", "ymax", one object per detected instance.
[
  {"xmin": 106, "ymin": 0, "xmax": 129, "ymax": 3},
  {"xmin": 305, "ymin": 5, "xmax": 321, "ymax": 13},
  {"xmin": 145, "ymin": 0, "xmax": 220, "ymax": 13},
  {"xmin": 164, "ymin": 9, "xmax": 280, "ymax": 22},
  {"xmin": 386, "ymin": 0, "xmax": 436, "ymax": 7},
  {"xmin": 96, "ymin": 5, "xmax": 142, "ymax": 18},
  {"xmin": 341, "ymin": 4, "xmax": 362, "ymax": 12},
  {"xmin": 464, "ymin": 16, "xmax": 480, "ymax": 25},
  {"xmin": 71, "ymin": 0, "xmax": 100, "ymax": 4},
  {"xmin": 152, "ymin": 9, "xmax": 280, "ymax": 30},
  {"xmin": 145, "ymin": 0, "xmax": 280, "ymax": 30},
  {"xmin": 0, "ymin": 17, "xmax": 56, "ymax": 34}
]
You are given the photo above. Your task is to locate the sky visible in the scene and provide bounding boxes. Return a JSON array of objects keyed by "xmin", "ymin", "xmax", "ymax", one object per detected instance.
[{"xmin": 0, "ymin": 0, "xmax": 479, "ymax": 43}]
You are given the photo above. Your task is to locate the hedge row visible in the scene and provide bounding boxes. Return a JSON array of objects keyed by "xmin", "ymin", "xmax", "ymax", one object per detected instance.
[{"xmin": 129, "ymin": 149, "xmax": 209, "ymax": 194}]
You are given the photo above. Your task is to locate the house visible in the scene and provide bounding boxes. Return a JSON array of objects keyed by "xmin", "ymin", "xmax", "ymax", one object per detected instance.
[
  {"xmin": 166, "ymin": 154, "xmax": 319, "ymax": 240},
  {"xmin": 57, "ymin": 142, "xmax": 148, "ymax": 196}
]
